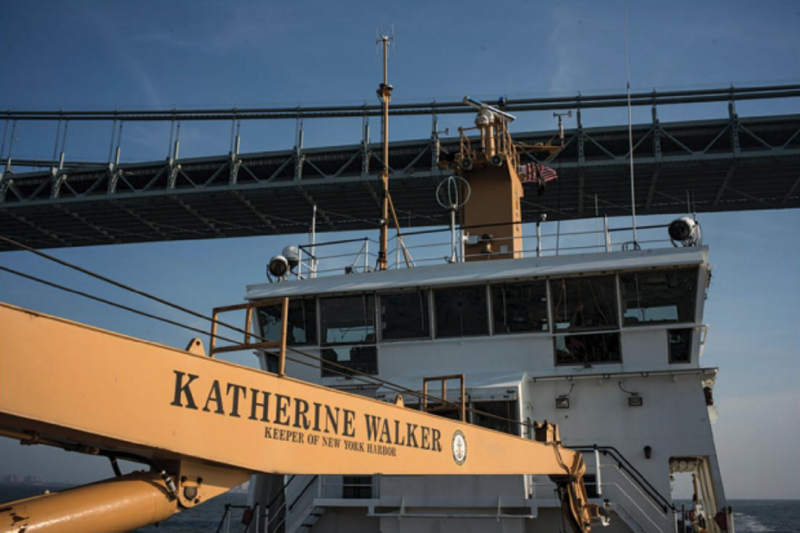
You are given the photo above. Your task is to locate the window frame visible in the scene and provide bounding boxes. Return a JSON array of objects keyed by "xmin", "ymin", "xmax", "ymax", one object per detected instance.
[
  {"xmin": 490, "ymin": 279, "xmax": 550, "ymax": 336},
  {"xmin": 378, "ymin": 288, "xmax": 433, "ymax": 343},
  {"xmin": 667, "ymin": 327, "xmax": 694, "ymax": 364},
  {"xmin": 318, "ymin": 293, "xmax": 378, "ymax": 347},
  {"xmin": 549, "ymin": 274, "xmax": 620, "ymax": 333},
  {"xmin": 553, "ymin": 330, "xmax": 623, "ymax": 367},
  {"xmin": 255, "ymin": 296, "xmax": 318, "ymax": 347},
  {"xmin": 619, "ymin": 267, "xmax": 700, "ymax": 327},
  {"xmin": 321, "ymin": 345, "xmax": 379, "ymax": 377},
  {"xmin": 432, "ymin": 283, "xmax": 491, "ymax": 339}
]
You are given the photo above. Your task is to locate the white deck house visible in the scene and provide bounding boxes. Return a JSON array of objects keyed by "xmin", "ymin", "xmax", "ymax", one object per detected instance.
[{"xmin": 243, "ymin": 244, "xmax": 729, "ymax": 533}]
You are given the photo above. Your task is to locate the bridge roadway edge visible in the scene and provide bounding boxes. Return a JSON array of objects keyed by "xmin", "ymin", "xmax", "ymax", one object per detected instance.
[{"xmin": 0, "ymin": 114, "xmax": 798, "ymax": 251}]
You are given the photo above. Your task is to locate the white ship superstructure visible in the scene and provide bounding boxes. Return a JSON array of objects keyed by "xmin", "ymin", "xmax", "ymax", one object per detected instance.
[{"xmin": 243, "ymin": 227, "xmax": 730, "ymax": 533}]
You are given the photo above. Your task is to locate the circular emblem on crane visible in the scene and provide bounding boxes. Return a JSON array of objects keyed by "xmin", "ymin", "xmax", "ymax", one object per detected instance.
[{"xmin": 451, "ymin": 430, "xmax": 467, "ymax": 466}]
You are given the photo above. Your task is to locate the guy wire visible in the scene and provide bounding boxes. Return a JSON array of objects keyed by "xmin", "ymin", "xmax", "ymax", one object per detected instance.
[{"xmin": 0, "ymin": 233, "xmax": 557, "ymax": 443}]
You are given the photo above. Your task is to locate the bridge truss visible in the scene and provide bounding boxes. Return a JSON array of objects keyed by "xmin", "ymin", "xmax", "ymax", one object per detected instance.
[{"xmin": 0, "ymin": 87, "xmax": 798, "ymax": 251}]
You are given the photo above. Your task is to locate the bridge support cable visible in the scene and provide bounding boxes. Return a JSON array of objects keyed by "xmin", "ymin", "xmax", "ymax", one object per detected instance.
[{"xmin": 2, "ymin": 84, "xmax": 797, "ymax": 122}]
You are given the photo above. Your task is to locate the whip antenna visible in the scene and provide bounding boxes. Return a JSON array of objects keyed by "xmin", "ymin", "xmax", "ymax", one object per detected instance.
[{"xmin": 625, "ymin": 7, "xmax": 639, "ymax": 248}]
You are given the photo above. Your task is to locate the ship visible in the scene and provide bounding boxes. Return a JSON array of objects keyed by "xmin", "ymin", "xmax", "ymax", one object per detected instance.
[
  {"xmin": 236, "ymin": 93, "xmax": 732, "ymax": 533},
  {"xmin": 0, "ymin": 38, "xmax": 735, "ymax": 533}
]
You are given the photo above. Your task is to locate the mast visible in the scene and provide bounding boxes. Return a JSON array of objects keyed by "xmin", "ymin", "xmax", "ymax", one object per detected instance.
[{"xmin": 377, "ymin": 33, "xmax": 393, "ymax": 270}]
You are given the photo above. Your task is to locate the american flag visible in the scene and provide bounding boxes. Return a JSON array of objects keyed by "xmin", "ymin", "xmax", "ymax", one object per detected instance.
[{"xmin": 520, "ymin": 162, "xmax": 559, "ymax": 186}]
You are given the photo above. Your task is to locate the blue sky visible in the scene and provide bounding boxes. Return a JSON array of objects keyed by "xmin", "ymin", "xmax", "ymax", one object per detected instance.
[{"xmin": 0, "ymin": 0, "xmax": 798, "ymax": 499}]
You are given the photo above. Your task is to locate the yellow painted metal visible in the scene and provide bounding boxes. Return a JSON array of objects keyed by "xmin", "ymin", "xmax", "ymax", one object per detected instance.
[
  {"xmin": 174, "ymin": 460, "xmax": 250, "ymax": 509},
  {"xmin": 0, "ymin": 472, "xmax": 179, "ymax": 533},
  {"xmin": 422, "ymin": 374, "xmax": 466, "ymax": 421},
  {"xmin": 0, "ymin": 303, "xmax": 597, "ymax": 532},
  {"xmin": 208, "ymin": 298, "xmax": 288, "ymax": 366},
  {"xmin": 461, "ymin": 158, "xmax": 525, "ymax": 260},
  {"xmin": 0, "ymin": 460, "xmax": 247, "ymax": 533}
]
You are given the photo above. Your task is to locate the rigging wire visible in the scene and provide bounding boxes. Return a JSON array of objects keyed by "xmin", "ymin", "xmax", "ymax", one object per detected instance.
[
  {"xmin": 0, "ymin": 266, "xmax": 216, "ymax": 341},
  {"xmin": 0, "ymin": 233, "xmax": 565, "ymax": 443},
  {"xmin": 625, "ymin": 6, "xmax": 639, "ymax": 247}
]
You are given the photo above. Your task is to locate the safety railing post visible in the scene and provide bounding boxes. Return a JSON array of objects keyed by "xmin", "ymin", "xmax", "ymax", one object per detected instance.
[
  {"xmin": 594, "ymin": 445, "xmax": 603, "ymax": 496},
  {"xmin": 209, "ymin": 310, "xmax": 219, "ymax": 357},
  {"xmin": 604, "ymin": 215, "xmax": 611, "ymax": 252},
  {"xmin": 364, "ymin": 238, "xmax": 369, "ymax": 272},
  {"xmin": 244, "ymin": 307, "xmax": 254, "ymax": 346},
  {"xmin": 297, "ymin": 248, "xmax": 303, "ymax": 279},
  {"xmin": 460, "ymin": 377, "xmax": 466, "ymax": 422},
  {"xmin": 536, "ymin": 221, "xmax": 542, "ymax": 257},
  {"xmin": 279, "ymin": 297, "xmax": 289, "ymax": 377}
]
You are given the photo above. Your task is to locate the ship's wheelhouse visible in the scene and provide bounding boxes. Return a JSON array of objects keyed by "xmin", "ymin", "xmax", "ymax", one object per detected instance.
[{"xmin": 245, "ymin": 245, "xmax": 727, "ymax": 533}]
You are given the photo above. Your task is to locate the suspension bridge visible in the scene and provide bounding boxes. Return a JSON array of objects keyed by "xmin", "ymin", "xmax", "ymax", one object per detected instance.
[{"xmin": 0, "ymin": 84, "xmax": 798, "ymax": 251}]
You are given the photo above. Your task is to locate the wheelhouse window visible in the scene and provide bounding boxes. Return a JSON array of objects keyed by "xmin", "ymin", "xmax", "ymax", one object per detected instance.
[
  {"xmin": 380, "ymin": 290, "xmax": 430, "ymax": 341},
  {"xmin": 621, "ymin": 268, "xmax": 698, "ymax": 326},
  {"xmin": 320, "ymin": 294, "xmax": 375, "ymax": 345},
  {"xmin": 668, "ymin": 328, "xmax": 693, "ymax": 364},
  {"xmin": 434, "ymin": 285, "xmax": 488, "ymax": 338},
  {"xmin": 551, "ymin": 275, "xmax": 618, "ymax": 331},
  {"xmin": 257, "ymin": 298, "xmax": 317, "ymax": 346},
  {"xmin": 321, "ymin": 346, "xmax": 378, "ymax": 376},
  {"xmin": 555, "ymin": 332, "xmax": 621, "ymax": 366},
  {"xmin": 492, "ymin": 281, "xmax": 548, "ymax": 334}
]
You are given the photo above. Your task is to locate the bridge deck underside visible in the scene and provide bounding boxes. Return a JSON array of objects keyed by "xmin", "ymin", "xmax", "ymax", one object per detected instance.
[{"xmin": 1, "ymin": 115, "xmax": 797, "ymax": 251}]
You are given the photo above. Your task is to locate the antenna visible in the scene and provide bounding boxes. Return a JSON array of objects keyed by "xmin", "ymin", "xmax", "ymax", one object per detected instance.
[
  {"xmin": 436, "ymin": 175, "xmax": 470, "ymax": 263},
  {"xmin": 462, "ymin": 96, "xmax": 517, "ymax": 122},
  {"xmin": 625, "ymin": 6, "xmax": 639, "ymax": 247},
  {"xmin": 553, "ymin": 111, "xmax": 572, "ymax": 146},
  {"xmin": 376, "ymin": 28, "xmax": 395, "ymax": 271}
]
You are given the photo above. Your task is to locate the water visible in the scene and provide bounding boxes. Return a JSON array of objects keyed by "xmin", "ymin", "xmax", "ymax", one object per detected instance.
[
  {"xmin": 1, "ymin": 484, "xmax": 797, "ymax": 532},
  {"xmin": 731, "ymin": 500, "xmax": 800, "ymax": 533},
  {"xmin": 133, "ymin": 491, "xmax": 250, "ymax": 533}
]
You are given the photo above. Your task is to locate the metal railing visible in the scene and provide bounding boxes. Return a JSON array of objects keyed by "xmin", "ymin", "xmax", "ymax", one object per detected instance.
[
  {"xmin": 262, "ymin": 475, "xmax": 319, "ymax": 533},
  {"xmin": 289, "ymin": 218, "xmax": 684, "ymax": 280},
  {"xmin": 573, "ymin": 445, "xmax": 674, "ymax": 514},
  {"xmin": 215, "ymin": 503, "xmax": 252, "ymax": 533}
]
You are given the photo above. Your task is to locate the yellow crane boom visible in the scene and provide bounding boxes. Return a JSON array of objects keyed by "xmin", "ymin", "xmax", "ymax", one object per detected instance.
[{"xmin": 0, "ymin": 302, "xmax": 602, "ymax": 533}]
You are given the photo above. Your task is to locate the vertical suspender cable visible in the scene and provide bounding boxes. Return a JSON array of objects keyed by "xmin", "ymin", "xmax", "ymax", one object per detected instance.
[
  {"xmin": 115, "ymin": 121, "xmax": 124, "ymax": 166},
  {"xmin": 0, "ymin": 118, "xmax": 9, "ymax": 161},
  {"xmin": 7, "ymin": 120, "xmax": 17, "ymax": 161},
  {"xmin": 108, "ymin": 114, "xmax": 117, "ymax": 164},
  {"xmin": 52, "ymin": 114, "xmax": 62, "ymax": 163}
]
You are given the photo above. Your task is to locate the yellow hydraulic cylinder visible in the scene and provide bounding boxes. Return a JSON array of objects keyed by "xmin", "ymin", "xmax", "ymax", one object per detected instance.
[{"xmin": 0, "ymin": 472, "xmax": 178, "ymax": 533}]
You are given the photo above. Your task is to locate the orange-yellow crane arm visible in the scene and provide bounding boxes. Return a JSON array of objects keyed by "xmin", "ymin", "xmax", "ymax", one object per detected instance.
[{"xmin": 0, "ymin": 303, "xmax": 602, "ymax": 533}]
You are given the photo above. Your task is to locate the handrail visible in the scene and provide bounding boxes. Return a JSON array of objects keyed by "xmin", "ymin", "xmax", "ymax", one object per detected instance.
[
  {"xmin": 291, "ymin": 218, "xmax": 679, "ymax": 279},
  {"xmin": 288, "ymin": 475, "xmax": 319, "ymax": 513},
  {"xmin": 215, "ymin": 503, "xmax": 251, "ymax": 533},
  {"xmin": 605, "ymin": 485, "xmax": 666, "ymax": 533},
  {"xmin": 266, "ymin": 474, "xmax": 297, "ymax": 512},
  {"xmin": 267, "ymin": 475, "xmax": 320, "ymax": 533},
  {"xmin": 573, "ymin": 445, "xmax": 674, "ymax": 514},
  {"xmin": 603, "ymin": 464, "xmax": 672, "ymax": 518}
]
